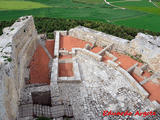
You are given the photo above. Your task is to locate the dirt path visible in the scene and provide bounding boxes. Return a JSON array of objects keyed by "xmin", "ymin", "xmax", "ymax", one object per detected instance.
[{"xmin": 104, "ymin": 0, "xmax": 126, "ymax": 9}]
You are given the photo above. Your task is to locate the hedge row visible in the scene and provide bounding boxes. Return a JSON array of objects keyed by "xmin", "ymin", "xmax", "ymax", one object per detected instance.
[
  {"xmin": 0, "ymin": 20, "xmax": 15, "ymax": 35},
  {"xmin": 0, "ymin": 17, "xmax": 160, "ymax": 40}
]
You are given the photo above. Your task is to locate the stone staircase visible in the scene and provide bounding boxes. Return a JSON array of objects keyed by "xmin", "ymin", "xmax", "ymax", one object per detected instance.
[{"xmin": 18, "ymin": 104, "xmax": 74, "ymax": 119}]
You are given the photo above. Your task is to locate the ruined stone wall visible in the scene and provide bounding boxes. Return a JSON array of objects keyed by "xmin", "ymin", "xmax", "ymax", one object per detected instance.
[
  {"xmin": 68, "ymin": 26, "xmax": 160, "ymax": 72},
  {"xmin": 68, "ymin": 26, "xmax": 129, "ymax": 51},
  {"xmin": 129, "ymin": 33, "xmax": 160, "ymax": 72},
  {"xmin": 0, "ymin": 16, "xmax": 38, "ymax": 120}
]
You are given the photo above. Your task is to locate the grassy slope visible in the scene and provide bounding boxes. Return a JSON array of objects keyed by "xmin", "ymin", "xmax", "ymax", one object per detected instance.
[{"xmin": 0, "ymin": 0, "xmax": 159, "ymax": 32}]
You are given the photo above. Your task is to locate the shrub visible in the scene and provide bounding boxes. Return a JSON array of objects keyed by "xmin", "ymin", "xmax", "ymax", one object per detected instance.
[
  {"xmin": 1, "ymin": 17, "xmax": 160, "ymax": 40},
  {"xmin": 47, "ymin": 32, "xmax": 54, "ymax": 39}
]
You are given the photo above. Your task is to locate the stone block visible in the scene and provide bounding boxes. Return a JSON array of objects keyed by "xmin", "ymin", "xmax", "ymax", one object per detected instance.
[
  {"xmin": 51, "ymin": 105, "xmax": 64, "ymax": 118},
  {"xmin": 64, "ymin": 105, "xmax": 73, "ymax": 117},
  {"xmin": 152, "ymin": 101, "xmax": 160, "ymax": 109},
  {"xmin": 107, "ymin": 60, "xmax": 119, "ymax": 67},
  {"xmin": 19, "ymin": 104, "xmax": 33, "ymax": 118},
  {"xmin": 18, "ymin": 116, "xmax": 33, "ymax": 120},
  {"xmin": 59, "ymin": 30, "xmax": 68, "ymax": 36},
  {"xmin": 140, "ymin": 64, "xmax": 148, "ymax": 71},
  {"xmin": 98, "ymin": 45, "xmax": 112, "ymax": 55},
  {"xmin": 127, "ymin": 63, "xmax": 138, "ymax": 73},
  {"xmin": 134, "ymin": 67, "xmax": 143, "ymax": 76},
  {"xmin": 105, "ymin": 51, "xmax": 117, "ymax": 62}
]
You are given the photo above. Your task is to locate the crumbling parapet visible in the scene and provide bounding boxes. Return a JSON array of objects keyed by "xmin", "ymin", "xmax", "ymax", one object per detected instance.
[
  {"xmin": 0, "ymin": 16, "xmax": 38, "ymax": 120},
  {"xmin": 127, "ymin": 63, "xmax": 138, "ymax": 73},
  {"xmin": 98, "ymin": 44, "xmax": 113, "ymax": 56},
  {"xmin": 68, "ymin": 26, "xmax": 160, "ymax": 72},
  {"xmin": 68, "ymin": 26, "xmax": 129, "ymax": 51},
  {"xmin": 107, "ymin": 60, "xmax": 149, "ymax": 99},
  {"xmin": 129, "ymin": 33, "xmax": 160, "ymax": 72},
  {"xmin": 73, "ymin": 48, "xmax": 102, "ymax": 61},
  {"xmin": 105, "ymin": 51, "xmax": 118, "ymax": 62}
]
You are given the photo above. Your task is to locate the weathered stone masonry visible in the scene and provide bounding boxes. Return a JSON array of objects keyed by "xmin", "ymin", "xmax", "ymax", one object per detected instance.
[
  {"xmin": 69, "ymin": 26, "xmax": 160, "ymax": 72},
  {"xmin": 0, "ymin": 16, "xmax": 38, "ymax": 120}
]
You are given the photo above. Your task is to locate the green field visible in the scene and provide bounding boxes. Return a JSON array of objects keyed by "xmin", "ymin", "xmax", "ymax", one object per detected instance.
[
  {"xmin": 0, "ymin": 0, "xmax": 50, "ymax": 10},
  {"xmin": 0, "ymin": 0, "xmax": 160, "ymax": 32}
]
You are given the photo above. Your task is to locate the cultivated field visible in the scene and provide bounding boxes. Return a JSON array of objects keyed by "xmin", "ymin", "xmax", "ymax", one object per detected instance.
[
  {"xmin": 0, "ymin": 0, "xmax": 160, "ymax": 32},
  {"xmin": 0, "ymin": 0, "xmax": 50, "ymax": 10}
]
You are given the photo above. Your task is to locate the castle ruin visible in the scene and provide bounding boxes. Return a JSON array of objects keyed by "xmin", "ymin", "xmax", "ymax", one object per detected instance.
[{"xmin": 0, "ymin": 16, "xmax": 160, "ymax": 120}]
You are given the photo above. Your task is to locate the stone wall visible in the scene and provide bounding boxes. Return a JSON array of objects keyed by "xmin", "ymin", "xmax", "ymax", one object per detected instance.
[
  {"xmin": 107, "ymin": 60, "xmax": 149, "ymax": 99},
  {"xmin": 68, "ymin": 26, "xmax": 129, "ymax": 51},
  {"xmin": 68, "ymin": 26, "xmax": 160, "ymax": 72},
  {"xmin": 0, "ymin": 16, "xmax": 38, "ymax": 120},
  {"xmin": 73, "ymin": 48, "xmax": 102, "ymax": 61},
  {"xmin": 129, "ymin": 33, "xmax": 160, "ymax": 72}
]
